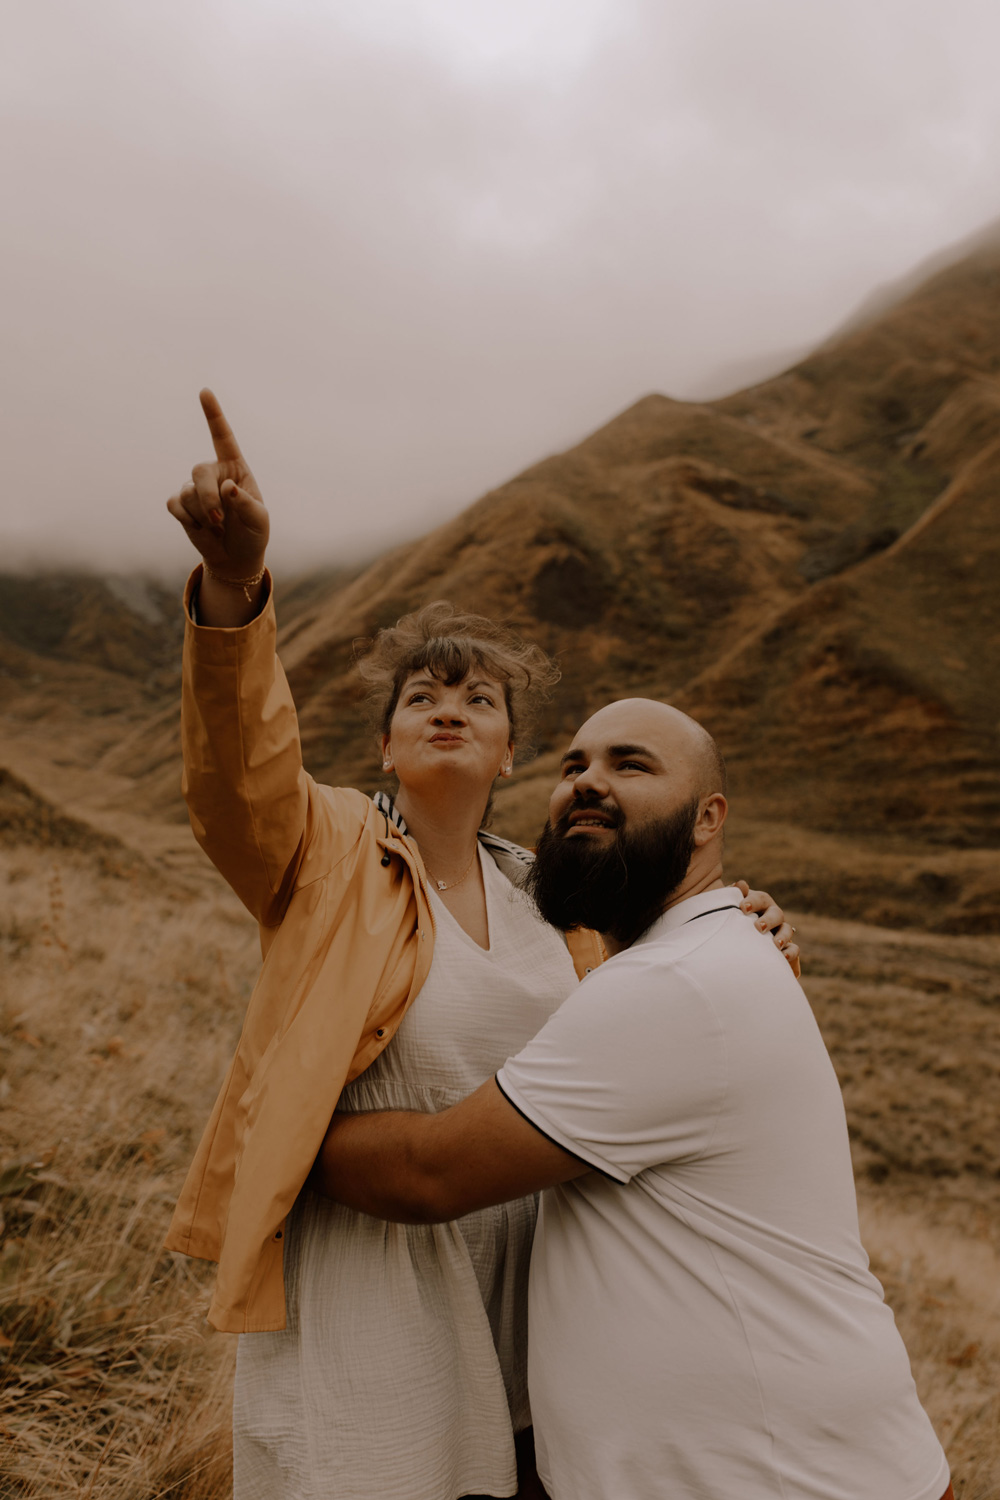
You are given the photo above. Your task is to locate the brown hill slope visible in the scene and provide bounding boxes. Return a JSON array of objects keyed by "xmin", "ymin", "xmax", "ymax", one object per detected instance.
[
  {"xmin": 675, "ymin": 439, "xmax": 1000, "ymax": 846},
  {"xmin": 0, "ymin": 573, "xmax": 183, "ymax": 686},
  {"xmin": 1, "ymin": 234, "xmax": 998, "ymax": 925},
  {"xmin": 275, "ymin": 239, "xmax": 1000, "ymax": 854}
]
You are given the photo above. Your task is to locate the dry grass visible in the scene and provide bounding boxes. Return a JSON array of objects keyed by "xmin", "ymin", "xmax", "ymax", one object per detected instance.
[
  {"xmin": 1, "ymin": 837, "xmax": 997, "ymax": 1496},
  {"xmin": 859, "ymin": 1201, "xmax": 1000, "ymax": 1500},
  {"xmin": 804, "ymin": 912, "xmax": 1000, "ymax": 1499},
  {"xmin": 0, "ymin": 844, "xmax": 256, "ymax": 1497}
]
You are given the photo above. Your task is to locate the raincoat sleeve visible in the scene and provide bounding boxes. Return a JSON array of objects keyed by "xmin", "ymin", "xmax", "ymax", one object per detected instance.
[{"xmin": 180, "ymin": 566, "xmax": 336, "ymax": 926}]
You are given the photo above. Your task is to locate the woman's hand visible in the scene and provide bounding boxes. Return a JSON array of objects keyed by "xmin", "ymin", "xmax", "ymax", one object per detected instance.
[
  {"xmin": 166, "ymin": 390, "xmax": 270, "ymax": 625},
  {"xmin": 732, "ymin": 879, "xmax": 801, "ymax": 977}
]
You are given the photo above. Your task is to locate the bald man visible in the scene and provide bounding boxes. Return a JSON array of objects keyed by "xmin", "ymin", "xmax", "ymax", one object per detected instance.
[{"xmin": 315, "ymin": 700, "xmax": 951, "ymax": 1500}]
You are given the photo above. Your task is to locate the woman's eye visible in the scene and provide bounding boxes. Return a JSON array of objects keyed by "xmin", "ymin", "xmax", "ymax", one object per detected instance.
[
  {"xmin": 470, "ymin": 693, "xmax": 496, "ymax": 706},
  {"xmin": 407, "ymin": 692, "xmax": 430, "ymax": 705}
]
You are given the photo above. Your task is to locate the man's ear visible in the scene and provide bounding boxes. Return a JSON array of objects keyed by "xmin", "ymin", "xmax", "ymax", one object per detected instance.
[{"xmin": 693, "ymin": 793, "xmax": 727, "ymax": 845}]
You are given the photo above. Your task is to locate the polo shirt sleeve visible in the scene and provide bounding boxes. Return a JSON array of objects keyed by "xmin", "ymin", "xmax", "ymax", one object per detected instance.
[{"xmin": 496, "ymin": 952, "xmax": 728, "ymax": 1183}]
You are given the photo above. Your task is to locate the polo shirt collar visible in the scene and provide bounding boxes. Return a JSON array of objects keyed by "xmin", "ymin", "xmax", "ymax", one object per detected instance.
[{"xmin": 634, "ymin": 886, "xmax": 743, "ymax": 947}]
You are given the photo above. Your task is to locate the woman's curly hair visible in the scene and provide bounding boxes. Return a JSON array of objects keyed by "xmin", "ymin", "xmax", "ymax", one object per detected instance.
[{"xmin": 356, "ymin": 601, "xmax": 560, "ymax": 748}]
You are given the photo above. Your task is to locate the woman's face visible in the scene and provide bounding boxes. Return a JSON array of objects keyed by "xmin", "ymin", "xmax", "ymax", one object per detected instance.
[{"xmin": 383, "ymin": 669, "xmax": 514, "ymax": 797}]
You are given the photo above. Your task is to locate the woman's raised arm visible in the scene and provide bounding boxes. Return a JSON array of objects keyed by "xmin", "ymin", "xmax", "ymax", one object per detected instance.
[
  {"xmin": 167, "ymin": 391, "xmax": 311, "ymax": 923},
  {"xmin": 166, "ymin": 389, "xmax": 270, "ymax": 625}
]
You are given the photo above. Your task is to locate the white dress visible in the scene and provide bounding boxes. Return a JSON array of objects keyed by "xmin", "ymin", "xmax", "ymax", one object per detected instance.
[{"xmin": 233, "ymin": 842, "xmax": 580, "ymax": 1500}]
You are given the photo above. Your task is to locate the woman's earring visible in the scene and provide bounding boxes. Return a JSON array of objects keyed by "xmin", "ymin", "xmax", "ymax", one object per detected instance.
[
  {"xmin": 502, "ymin": 764, "xmax": 512, "ymax": 777},
  {"xmin": 383, "ymin": 759, "xmax": 392, "ymax": 771}
]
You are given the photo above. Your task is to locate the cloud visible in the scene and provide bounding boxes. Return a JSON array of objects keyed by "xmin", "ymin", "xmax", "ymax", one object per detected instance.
[{"xmin": 3, "ymin": 0, "xmax": 1000, "ymax": 574}]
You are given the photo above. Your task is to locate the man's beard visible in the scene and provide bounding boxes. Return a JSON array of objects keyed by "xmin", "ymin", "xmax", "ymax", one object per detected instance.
[{"xmin": 525, "ymin": 795, "xmax": 700, "ymax": 950}]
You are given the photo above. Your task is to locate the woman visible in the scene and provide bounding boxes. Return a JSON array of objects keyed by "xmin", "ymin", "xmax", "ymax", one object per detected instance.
[{"xmin": 165, "ymin": 391, "xmax": 800, "ymax": 1500}]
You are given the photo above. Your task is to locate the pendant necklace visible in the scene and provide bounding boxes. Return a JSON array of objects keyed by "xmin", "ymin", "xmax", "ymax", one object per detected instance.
[{"xmin": 427, "ymin": 848, "xmax": 478, "ymax": 892}]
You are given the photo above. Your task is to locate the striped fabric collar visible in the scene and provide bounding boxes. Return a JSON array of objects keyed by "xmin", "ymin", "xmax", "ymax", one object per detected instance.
[
  {"xmin": 371, "ymin": 790, "xmax": 533, "ymax": 866},
  {"xmin": 373, "ymin": 789, "xmax": 408, "ymax": 832}
]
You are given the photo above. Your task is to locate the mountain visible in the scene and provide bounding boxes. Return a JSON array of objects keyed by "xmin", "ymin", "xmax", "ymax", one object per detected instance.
[
  {"xmin": 2, "ymin": 234, "xmax": 998, "ymax": 927},
  {"xmin": 679, "ymin": 439, "xmax": 1000, "ymax": 841},
  {"xmin": 274, "ymin": 236, "xmax": 1000, "ymax": 850}
]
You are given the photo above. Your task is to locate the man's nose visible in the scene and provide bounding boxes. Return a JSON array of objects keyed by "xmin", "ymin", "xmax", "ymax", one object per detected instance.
[{"xmin": 572, "ymin": 764, "xmax": 610, "ymax": 798}]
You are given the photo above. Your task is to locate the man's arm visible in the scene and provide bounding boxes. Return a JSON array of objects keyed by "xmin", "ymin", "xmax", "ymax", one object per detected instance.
[{"xmin": 313, "ymin": 1078, "xmax": 590, "ymax": 1223}]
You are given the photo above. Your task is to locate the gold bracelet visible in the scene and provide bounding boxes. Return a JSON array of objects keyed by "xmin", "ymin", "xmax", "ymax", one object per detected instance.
[{"xmin": 203, "ymin": 562, "xmax": 266, "ymax": 604}]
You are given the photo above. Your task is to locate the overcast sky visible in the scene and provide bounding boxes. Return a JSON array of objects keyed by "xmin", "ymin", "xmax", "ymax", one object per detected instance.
[{"xmin": 4, "ymin": 0, "xmax": 1000, "ymax": 575}]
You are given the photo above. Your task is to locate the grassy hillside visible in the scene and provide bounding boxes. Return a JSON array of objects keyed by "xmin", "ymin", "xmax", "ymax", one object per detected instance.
[
  {"xmin": 2, "ymin": 239, "xmax": 999, "ymax": 917},
  {"xmin": 0, "ymin": 829, "xmax": 997, "ymax": 1495},
  {"xmin": 0, "ymin": 235, "xmax": 998, "ymax": 1494}
]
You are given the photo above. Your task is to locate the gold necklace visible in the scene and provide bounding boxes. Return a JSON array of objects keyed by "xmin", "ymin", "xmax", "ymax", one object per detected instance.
[{"xmin": 426, "ymin": 848, "xmax": 478, "ymax": 892}]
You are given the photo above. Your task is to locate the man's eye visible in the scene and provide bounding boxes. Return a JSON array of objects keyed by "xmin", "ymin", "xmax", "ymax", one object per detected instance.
[
  {"xmin": 563, "ymin": 764, "xmax": 583, "ymax": 777},
  {"xmin": 620, "ymin": 761, "xmax": 647, "ymax": 771}
]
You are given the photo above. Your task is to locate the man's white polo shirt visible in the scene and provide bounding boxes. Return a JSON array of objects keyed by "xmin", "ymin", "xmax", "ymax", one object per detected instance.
[{"xmin": 497, "ymin": 887, "xmax": 948, "ymax": 1500}]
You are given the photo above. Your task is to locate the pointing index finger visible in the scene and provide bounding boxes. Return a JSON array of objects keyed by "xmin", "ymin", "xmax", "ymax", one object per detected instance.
[{"xmin": 199, "ymin": 388, "xmax": 245, "ymax": 464}]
